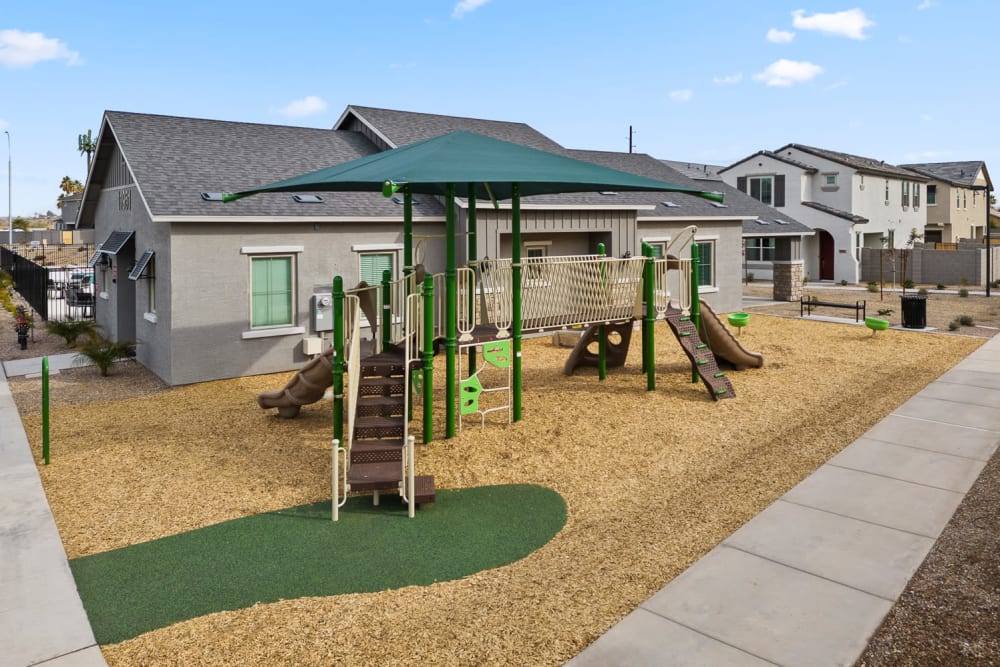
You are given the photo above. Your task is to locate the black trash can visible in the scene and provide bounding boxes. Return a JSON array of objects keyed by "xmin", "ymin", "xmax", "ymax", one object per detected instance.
[{"xmin": 900, "ymin": 294, "xmax": 927, "ymax": 329}]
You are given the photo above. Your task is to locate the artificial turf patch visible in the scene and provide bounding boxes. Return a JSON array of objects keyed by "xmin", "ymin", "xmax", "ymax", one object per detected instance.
[{"xmin": 70, "ymin": 484, "xmax": 566, "ymax": 645}]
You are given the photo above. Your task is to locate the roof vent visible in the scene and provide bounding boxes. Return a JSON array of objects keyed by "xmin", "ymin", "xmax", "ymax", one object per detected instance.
[
  {"xmin": 710, "ymin": 201, "xmax": 729, "ymax": 208},
  {"xmin": 774, "ymin": 220, "xmax": 789, "ymax": 225},
  {"xmin": 201, "ymin": 192, "xmax": 225, "ymax": 201},
  {"xmin": 756, "ymin": 219, "xmax": 771, "ymax": 225},
  {"xmin": 293, "ymin": 194, "xmax": 324, "ymax": 203},
  {"xmin": 661, "ymin": 201, "xmax": 680, "ymax": 208}
]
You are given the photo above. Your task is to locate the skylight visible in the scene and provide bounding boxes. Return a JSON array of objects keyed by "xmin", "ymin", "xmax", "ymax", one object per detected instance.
[
  {"xmin": 774, "ymin": 220, "xmax": 789, "ymax": 225},
  {"xmin": 293, "ymin": 194, "xmax": 324, "ymax": 203},
  {"xmin": 710, "ymin": 202, "xmax": 729, "ymax": 208},
  {"xmin": 599, "ymin": 191, "xmax": 618, "ymax": 196},
  {"xmin": 200, "ymin": 192, "xmax": 224, "ymax": 202},
  {"xmin": 756, "ymin": 219, "xmax": 771, "ymax": 225},
  {"xmin": 661, "ymin": 201, "xmax": 680, "ymax": 208}
]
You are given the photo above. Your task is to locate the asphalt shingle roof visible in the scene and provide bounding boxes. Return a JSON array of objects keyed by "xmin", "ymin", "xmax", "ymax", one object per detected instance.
[
  {"xmin": 801, "ymin": 200, "xmax": 869, "ymax": 224},
  {"xmin": 776, "ymin": 143, "xmax": 927, "ymax": 181},
  {"xmin": 899, "ymin": 161, "xmax": 989, "ymax": 188},
  {"xmin": 85, "ymin": 111, "xmax": 444, "ymax": 220},
  {"xmin": 718, "ymin": 150, "xmax": 818, "ymax": 175}
]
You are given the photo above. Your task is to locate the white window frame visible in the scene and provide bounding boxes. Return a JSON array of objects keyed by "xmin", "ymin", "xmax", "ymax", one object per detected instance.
[{"xmin": 693, "ymin": 236, "xmax": 718, "ymax": 291}]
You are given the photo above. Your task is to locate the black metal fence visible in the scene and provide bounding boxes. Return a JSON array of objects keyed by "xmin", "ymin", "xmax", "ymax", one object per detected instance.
[{"xmin": 1, "ymin": 245, "xmax": 95, "ymax": 322}]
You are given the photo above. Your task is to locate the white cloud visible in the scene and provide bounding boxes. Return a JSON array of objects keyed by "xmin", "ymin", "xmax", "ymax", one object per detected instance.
[
  {"xmin": 0, "ymin": 29, "xmax": 80, "ymax": 68},
  {"xmin": 792, "ymin": 8, "xmax": 875, "ymax": 40},
  {"xmin": 452, "ymin": 0, "xmax": 491, "ymax": 18},
  {"xmin": 754, "ymin": 59, "xmax": 823, "ymax": 86},
  {"xmin": 712, "ymin": 73, "xmax": 742, "ymax": 85},
  {"xmin": 278, "ymin": 95, "xmax": 328, "ymax": 118},
  {"xmin": 669, "ymin": 89, "xmax": 693, "ymax": 102},
  {"xmin": 917, "ymin": 0, "xmax": 937, "ymax": 9},
  {"xmin": 767, "ymin": 28, "xmax": 795, "ymax": 43}
]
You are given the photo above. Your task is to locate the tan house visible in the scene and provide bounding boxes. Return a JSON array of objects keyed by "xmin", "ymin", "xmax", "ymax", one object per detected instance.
[{"xmin": 899, "ymin": 161, "xmax": 993, "ymax": 243}]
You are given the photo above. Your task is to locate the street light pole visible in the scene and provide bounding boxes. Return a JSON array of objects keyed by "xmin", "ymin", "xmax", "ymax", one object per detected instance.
[{"xmin": 4, "ymin": 130, "xmax": 10, "ymax": 246}]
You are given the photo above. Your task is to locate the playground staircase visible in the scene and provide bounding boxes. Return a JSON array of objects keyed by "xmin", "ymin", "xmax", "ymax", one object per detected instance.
[
  {"xmin": 349, "ymin": 348, "xmax": 435, "ymax": 505},
  {"xmin": 664, "ymin": 311, "xmax": 736, "ymax": 401}
]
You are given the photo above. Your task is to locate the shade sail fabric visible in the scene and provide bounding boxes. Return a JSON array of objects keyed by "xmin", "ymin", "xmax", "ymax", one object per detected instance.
[{"xmin": 225, "ymin": 131, "xmax": 723, "ymax": 203}]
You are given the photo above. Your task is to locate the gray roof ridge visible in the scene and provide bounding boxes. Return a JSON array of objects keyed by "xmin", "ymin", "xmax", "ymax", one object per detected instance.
[
  {"xmin": 104, "ymin": 109, "xmax": 339, "ymax": 134},
  {"xmin": 718, "ymin": 149, "xmax": 818, "ymax": 174},
  {"xmin": 343, "ymin": 104, "xmax": 554, "ymax": 141},
  {"xmin": 778, "ymin": 142, "xmax": 928, "ymax": 181}
]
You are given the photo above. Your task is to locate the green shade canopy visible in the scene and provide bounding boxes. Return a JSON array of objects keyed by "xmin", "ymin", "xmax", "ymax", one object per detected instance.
[{"xmin": 224, "ymin": 131, "xmax": 724, "ymax": 203}]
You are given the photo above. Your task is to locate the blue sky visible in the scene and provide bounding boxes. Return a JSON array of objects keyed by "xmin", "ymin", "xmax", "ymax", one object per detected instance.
[{"xmin": 2, "ymin": 0, "xmax": 998, "ymax": 217}]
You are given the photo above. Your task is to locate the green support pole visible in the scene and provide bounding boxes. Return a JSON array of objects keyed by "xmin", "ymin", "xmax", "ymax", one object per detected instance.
[
  {"xmin": 597, "ymin": 242, "xmax": 607, "ymax": 381},
  {"xmin": 332, "ymin": 276, "xmax": 345, "ymax": 445},
  {"xmin": 467, "ymin": 183, "xmax": 478, "ymax": 370},
  {"xmin": 445, "ymin": 184, "xmax": 458, "ymax": 438},
  {"xmin": 422, "ymin": 274, "xmax": 434, "ymax": 444},
  {"xmin": 42, "ymin": 356, "xmax": 49, "ymax": 465},
  {"xmin": 690, "ymin": 244, "xmax": 701, "ymax": 384},
  {"xmin": 381, "ymin": 268, "xmax": 392, "ymax": 352},
  {"xmin": 642, "ymin": 243, "xmax": 656, "ymax": 391},
  {"xmin": 512, "ymin": 184, "xmax": 523, "ymax": 422},
  {"xmin": 403, "ymin": 186, "xmax": 413, "ymax": 276}
]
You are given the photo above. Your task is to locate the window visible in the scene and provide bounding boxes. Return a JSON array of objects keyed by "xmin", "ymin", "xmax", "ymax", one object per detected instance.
[
  {"xmin": 885, "ymin": 180, "xmax": 890, "ymax": 205},
  {"xmin": 913, "ymin": 183, "xmax": 920, "ymax": 209},
  {"xmin": 251, "ymin": 256, "xmax": 294, "ymax": 328},
  {"xmin": 524, "ymin": 243, "xmax": 548, "ymax": 260},
  {"xmin": 963, "ymin": 190, "xmax": 967, "ymax": 209},
  {"xmin": 147, "ymin": 256, "xmax": 156, "ymax": 314},
  {"xmin": 927, "ymin": 184, "xmax": 937, "ymax": 206},
  {"xmin": 825, "ymin": 174, "xmax": 837, "ymax": 186},
  {"xmin": 748, "ymin": 176, "xmax": 773, "ymax": 205},
  {"xmin": 647, "ymin": 242, "xmax": 666, "ymax": 259},
  {"xmin": 901, "ymin": 181, "xmax": 910, "ymax": 208},
  {"xmin": 693, "ymin": 240, "xmax": 715, "ymax": 287},
  {"xmin": 822, "ymin": 172, "xmax": 839, "ymax": 191},
  {"xmin": 957, "ymin": 189, "xmax": 961, "ymax": 208},
  {"xmin": 745, "ymin": 238, "xmax": 775, "ymax": 262},
  {"xmin": 359, "ymin": 252, "xmax": 396, "ymax": 286}
]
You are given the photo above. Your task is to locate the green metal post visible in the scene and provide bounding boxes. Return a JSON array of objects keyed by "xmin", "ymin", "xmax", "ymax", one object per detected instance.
[
  {"xmin": 422, "ymin": 274, "xmax": 434, "ymax": 444},
  {"xmin": 512, "ymin": 184, "xmax": 523, "ymax": 422},
  {"xmin": 403, "ymin": 186, "xmax": 413, "ymax": 276},
  {"xmin": 690, "ymin": 244, "xmax": 701, "ymax": 384},
  {"xmin": 467, "ymin": 183, "xmax": 478, "ymax": 370},
  {"xmin": 332, "ymin": 276, "xmax": 345, "ymax": 445},
  {"xmin": 597, "ymin": 242, "xmax": 607, "ymax": 381},
  {"xmin": 42, "ymin": 356, "xmax": 49, "ymax": 465},
  {"xmin": 445, "ymin": 184, "xmax": 458, "ymax": 438},
  {"xmin": 381, "ymin": 268, "xmax": 392, "ymax": 352},
  {"xmin": 642, "ymin": 243, "xmax": 656, "ymax": 391}
]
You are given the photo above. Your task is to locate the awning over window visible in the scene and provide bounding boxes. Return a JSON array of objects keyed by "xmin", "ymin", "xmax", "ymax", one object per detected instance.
[
  {"xmin": 86, "ymin": 247, "xmax": 103, "ymax": 267},
  {"xmin": 129, "ymin": 249, "xmax": 154, "ymax": 280},
  {"xmin": 98, "ymin": 230, "xmax": 135, "ymax": 255}
]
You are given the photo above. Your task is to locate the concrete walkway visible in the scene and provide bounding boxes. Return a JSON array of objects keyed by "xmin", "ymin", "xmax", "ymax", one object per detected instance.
[
  {"xmin": 0, "ymin": 361, "xmax": 107, "ymax": 666},
  {"xmin": 569, "ymin": 334, "xmax": 1000, "ymax": 666}
]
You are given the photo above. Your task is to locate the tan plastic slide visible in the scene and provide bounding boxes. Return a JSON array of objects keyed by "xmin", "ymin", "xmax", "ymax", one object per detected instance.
[
  {"xmin": 698, "ymin": 301, "xmax": 764, "ymax": 370},
  {"xmin": 258, "ymin": 283, "xmax": 380, "ymax": 418}
]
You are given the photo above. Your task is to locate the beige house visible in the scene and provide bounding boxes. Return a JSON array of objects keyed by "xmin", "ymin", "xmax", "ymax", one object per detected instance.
[{"xmin": 900, "ymin": 161, "xmax": 993, "ymax": 243}]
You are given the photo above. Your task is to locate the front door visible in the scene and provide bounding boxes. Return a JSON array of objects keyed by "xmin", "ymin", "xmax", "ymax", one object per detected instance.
[{"xmin": 818, "ymin": 230, "xmax": 835, "ymax": 280}]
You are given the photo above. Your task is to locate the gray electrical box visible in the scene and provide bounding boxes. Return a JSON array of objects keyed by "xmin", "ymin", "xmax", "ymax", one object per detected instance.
[{"xmin": 312, "ymin": 293, "xmax": 333, "ymax": 332}]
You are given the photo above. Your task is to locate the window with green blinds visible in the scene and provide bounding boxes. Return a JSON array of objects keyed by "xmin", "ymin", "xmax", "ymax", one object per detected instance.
[
  {"xmin": 251, "ymin": 256, "xmax": 293, "ymax": 327},
  {"xmin": 694, "ymin": 241, "xmax": 715, "ymax": 287},
  {"xmin": 360, "ymin": 252, "xmax": 394, "ymax": 285}
]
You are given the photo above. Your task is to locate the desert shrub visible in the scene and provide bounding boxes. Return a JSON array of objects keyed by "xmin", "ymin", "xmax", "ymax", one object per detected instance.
[
  {"xmin": 959, "ymin": 288, "xmax": 969, "ymax": 298},
  {"xmin": 936, "ymin": 284, "xmax": 946, "ymax": 290},
  {"xmin": 867, "ymin": 281, "xmax": 878, "ymax": 293},
  {"xmin": 877, "ymin": 308, "xmax": 894, "ymax": 317},
  {"xmin": 840, "ymin": 279, "xmax": 848, "ymax": 286},
  {"xmin": 948, "ymin": 320, "xmax": 960, "ymax": 331},
  {"xmin": 45, "ymin": 318, "xmax": 96, "ymax": 347},
  {"xmin": 959, "ymin": 314, "xmax": 975, "ymax": 327},
  {"xmin": 902, "ymin": 279, "xmax": 914, "ymax": 289},
  {"xmin": 74, "ymin": 333, "xmax": 135, "ymax": 376}
]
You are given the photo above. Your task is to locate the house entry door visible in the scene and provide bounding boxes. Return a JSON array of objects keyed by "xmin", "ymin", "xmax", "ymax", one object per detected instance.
[{"xmin": 818, "ymin": 230, "xmax": 835, "ymax": 280}]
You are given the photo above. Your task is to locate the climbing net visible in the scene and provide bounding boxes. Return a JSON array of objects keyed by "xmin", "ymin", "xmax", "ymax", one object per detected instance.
[{"xmin": 479, "ymin": 254, "xmax": 647, "ymax": 336}]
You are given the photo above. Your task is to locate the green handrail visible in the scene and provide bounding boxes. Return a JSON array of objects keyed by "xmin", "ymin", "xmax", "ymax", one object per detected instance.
[{"xmin": 332, "ymin": 276, "xmax": 345, "ymax": 445}]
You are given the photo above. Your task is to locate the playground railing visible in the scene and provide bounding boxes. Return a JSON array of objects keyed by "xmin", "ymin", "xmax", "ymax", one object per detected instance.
[
  {"xmin": 652, "ymin": 257, "xmax": 693, "ymax": 317},
  {"xmin": 343, "ymin": 294, "xmax": 362, "ymax": 454}
]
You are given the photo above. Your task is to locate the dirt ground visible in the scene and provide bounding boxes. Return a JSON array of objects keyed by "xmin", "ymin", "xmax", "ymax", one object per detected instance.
[{"xmin": 6, "ymin": 290, "xmax": 996, "ymax": 665}]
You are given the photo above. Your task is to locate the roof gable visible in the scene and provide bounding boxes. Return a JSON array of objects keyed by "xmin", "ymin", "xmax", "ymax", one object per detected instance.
[
  {"xmin": 899, "ymin": 161, "xmax": 991, "ymax": 188},
  {"xmin": 776, "ymin": 143, "xmax": 926, "ymax": 181},
  {"xmin": 719, "ymin": 150, "xmax": 818, "ymax": 175}
]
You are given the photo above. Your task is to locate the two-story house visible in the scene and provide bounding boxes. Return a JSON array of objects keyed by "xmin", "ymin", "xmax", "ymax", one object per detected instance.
[
  {"xmin": 720, "ymin": 144, "xmax": 929, "ymax": 284},
  {"xmin": 898, "ymin": 161, "xmax": 992, "ymax": 243}
]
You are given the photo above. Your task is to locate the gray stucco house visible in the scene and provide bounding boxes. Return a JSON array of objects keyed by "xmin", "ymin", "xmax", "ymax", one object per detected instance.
[{"xmin": 77, "ymin": 105, "xmax": 799, "ymax": 385}]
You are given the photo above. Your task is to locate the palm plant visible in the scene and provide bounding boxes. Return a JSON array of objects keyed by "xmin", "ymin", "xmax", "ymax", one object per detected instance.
[
  {"xmin": 45, "ymin": 317, "xmax": 96, "ymax": 346},
  {"xmin": 74, "ymin": 332, "xmax": 134, "ymax": 376},
  {"xmin": 78, "ymin": 130, "xmax": 97, "ymax": 176}
]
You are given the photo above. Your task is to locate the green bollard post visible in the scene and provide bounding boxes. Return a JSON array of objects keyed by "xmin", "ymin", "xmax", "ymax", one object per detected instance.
[
  {"xmin": 597, "ymin": 242, "xmax": 607, "ymax": 381},
  {"xmin": 332, "ymin": 276, "xmax": 345, "ymax": 445},
  {"xmin": 642, "ymin": 243, "xmax": 655, "ymax": 391},
  {"xmin": 422, "ymin": 274, "xmax": 435, "ymax": 444},
  {"xmin": 690, "ymin": 244, "xmax": 701, "ymax": 384},
  {"xmin": 42, "ymin": 356, "xmax": 50, "ymax": 465}
]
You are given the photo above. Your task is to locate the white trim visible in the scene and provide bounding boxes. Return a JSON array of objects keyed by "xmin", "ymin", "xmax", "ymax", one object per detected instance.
[
  {"xmin": 155, "ymin": 215, "xmax": 444, "ymax": 223},
  {"xmin": 351, "ymin": 242, "xmax": 404, "ymax": 252},
  {"xmin": 241, "ymin": 245, "xmax": 304, "ymax": 254},
  {"xmin": 523, "ymin": 240, "xmax": 553, "ymax": 247},
  {"xmin": 334, "ymin": 107, "xmax": 398, "ymax": 148},
  {"xmin": 462, "ymin": 201, "xmax": 656, "ymax": 211},
  {"xmin": 694, "ymin": 234, "xmax": 720, "ymax": 241},
  {"xmin": 143, "ymin": 312, "xmax": 158, "ymax": 323},
  {"xmin": 698, "ymin": 286, "xmax": 720, "ymax": 294},
  {"xmin": 641, "ymin": 216, "xmax": 755, "ymax": 222},
  {"xmin": 641, "ymin": 235, "xmax": 672, "ymax": 243},
  {"xmin": 241, "ymin": 326, "xmax": 306, "ymax": 340}
]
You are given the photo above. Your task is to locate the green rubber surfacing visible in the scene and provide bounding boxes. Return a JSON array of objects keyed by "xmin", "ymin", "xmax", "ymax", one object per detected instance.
[{"xmin": 70, "ymin": 484, "xmax": 565, "ymax": 645}]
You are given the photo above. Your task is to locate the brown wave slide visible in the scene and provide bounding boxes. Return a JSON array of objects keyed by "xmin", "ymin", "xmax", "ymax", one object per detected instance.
[{"xmin": 698, "ymin": 300, "xmax": 764, "ymax": 370}]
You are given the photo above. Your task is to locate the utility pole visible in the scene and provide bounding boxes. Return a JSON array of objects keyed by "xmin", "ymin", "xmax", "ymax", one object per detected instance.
[{"xmin": 628, "ymin": 125, "xmax": 635, "ymax": 153}]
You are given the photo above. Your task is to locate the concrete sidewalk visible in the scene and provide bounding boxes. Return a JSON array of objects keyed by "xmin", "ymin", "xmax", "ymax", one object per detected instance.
[
  {"xmin": 569, "ymin": 335, "xmax": 1000, "ymax": 666},
  {"xmin": 0, "ymin": 362, "xmax": 107, "ymax": 666}
]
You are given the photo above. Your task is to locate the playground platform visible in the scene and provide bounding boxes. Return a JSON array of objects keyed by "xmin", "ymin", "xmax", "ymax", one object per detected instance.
[{"xmin": 1, "ymin": 336, "xmax": 998, "ymax": 666}]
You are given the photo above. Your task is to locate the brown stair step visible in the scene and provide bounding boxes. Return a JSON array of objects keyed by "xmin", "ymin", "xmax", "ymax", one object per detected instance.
[{"xmin": 347, "ymin": 461, "xmax": 403, "ymax": 491}]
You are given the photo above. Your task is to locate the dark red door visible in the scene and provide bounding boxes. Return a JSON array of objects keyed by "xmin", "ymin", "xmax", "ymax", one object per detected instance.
[{"xmin": 818, "ymin": 230, "xmax": 835, "ymax": 280}]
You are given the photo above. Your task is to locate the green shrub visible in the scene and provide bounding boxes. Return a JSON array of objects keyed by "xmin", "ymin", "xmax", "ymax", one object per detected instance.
[
  {"xmin": 867, "ymin": 281, "xmax": 878, "ymax": 293},
  {"xmin": 936, "ymin": 284, "xmax": 946, "ymax": 290},
  {"xmin": 877, "ymin": 308, "xmax": 894, "ymax": 317},
  {"xmin": 45, "ymin": 318, "xmax": 97, "ymax": 347},
  {"xmin": 959, "ymin": 315, "xmax": 975, "ymax": 327},
  {"xmin": 902, "ymin": 279, "xmax": 914, "ymax": 289},
  {"xmin": 74, "ymin": 333, "xmax": 135, "ymax": 377},
  {"xmin": 959, "ymin": 288, "xmax": 970, "ymax": 298},
  {"xmin": 840, "ymin": 279, "xmax": 848, "ymax": 286},
  {"xmin": 948, "ymin": 320, "xmax": 960, "ymax": 331}
]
